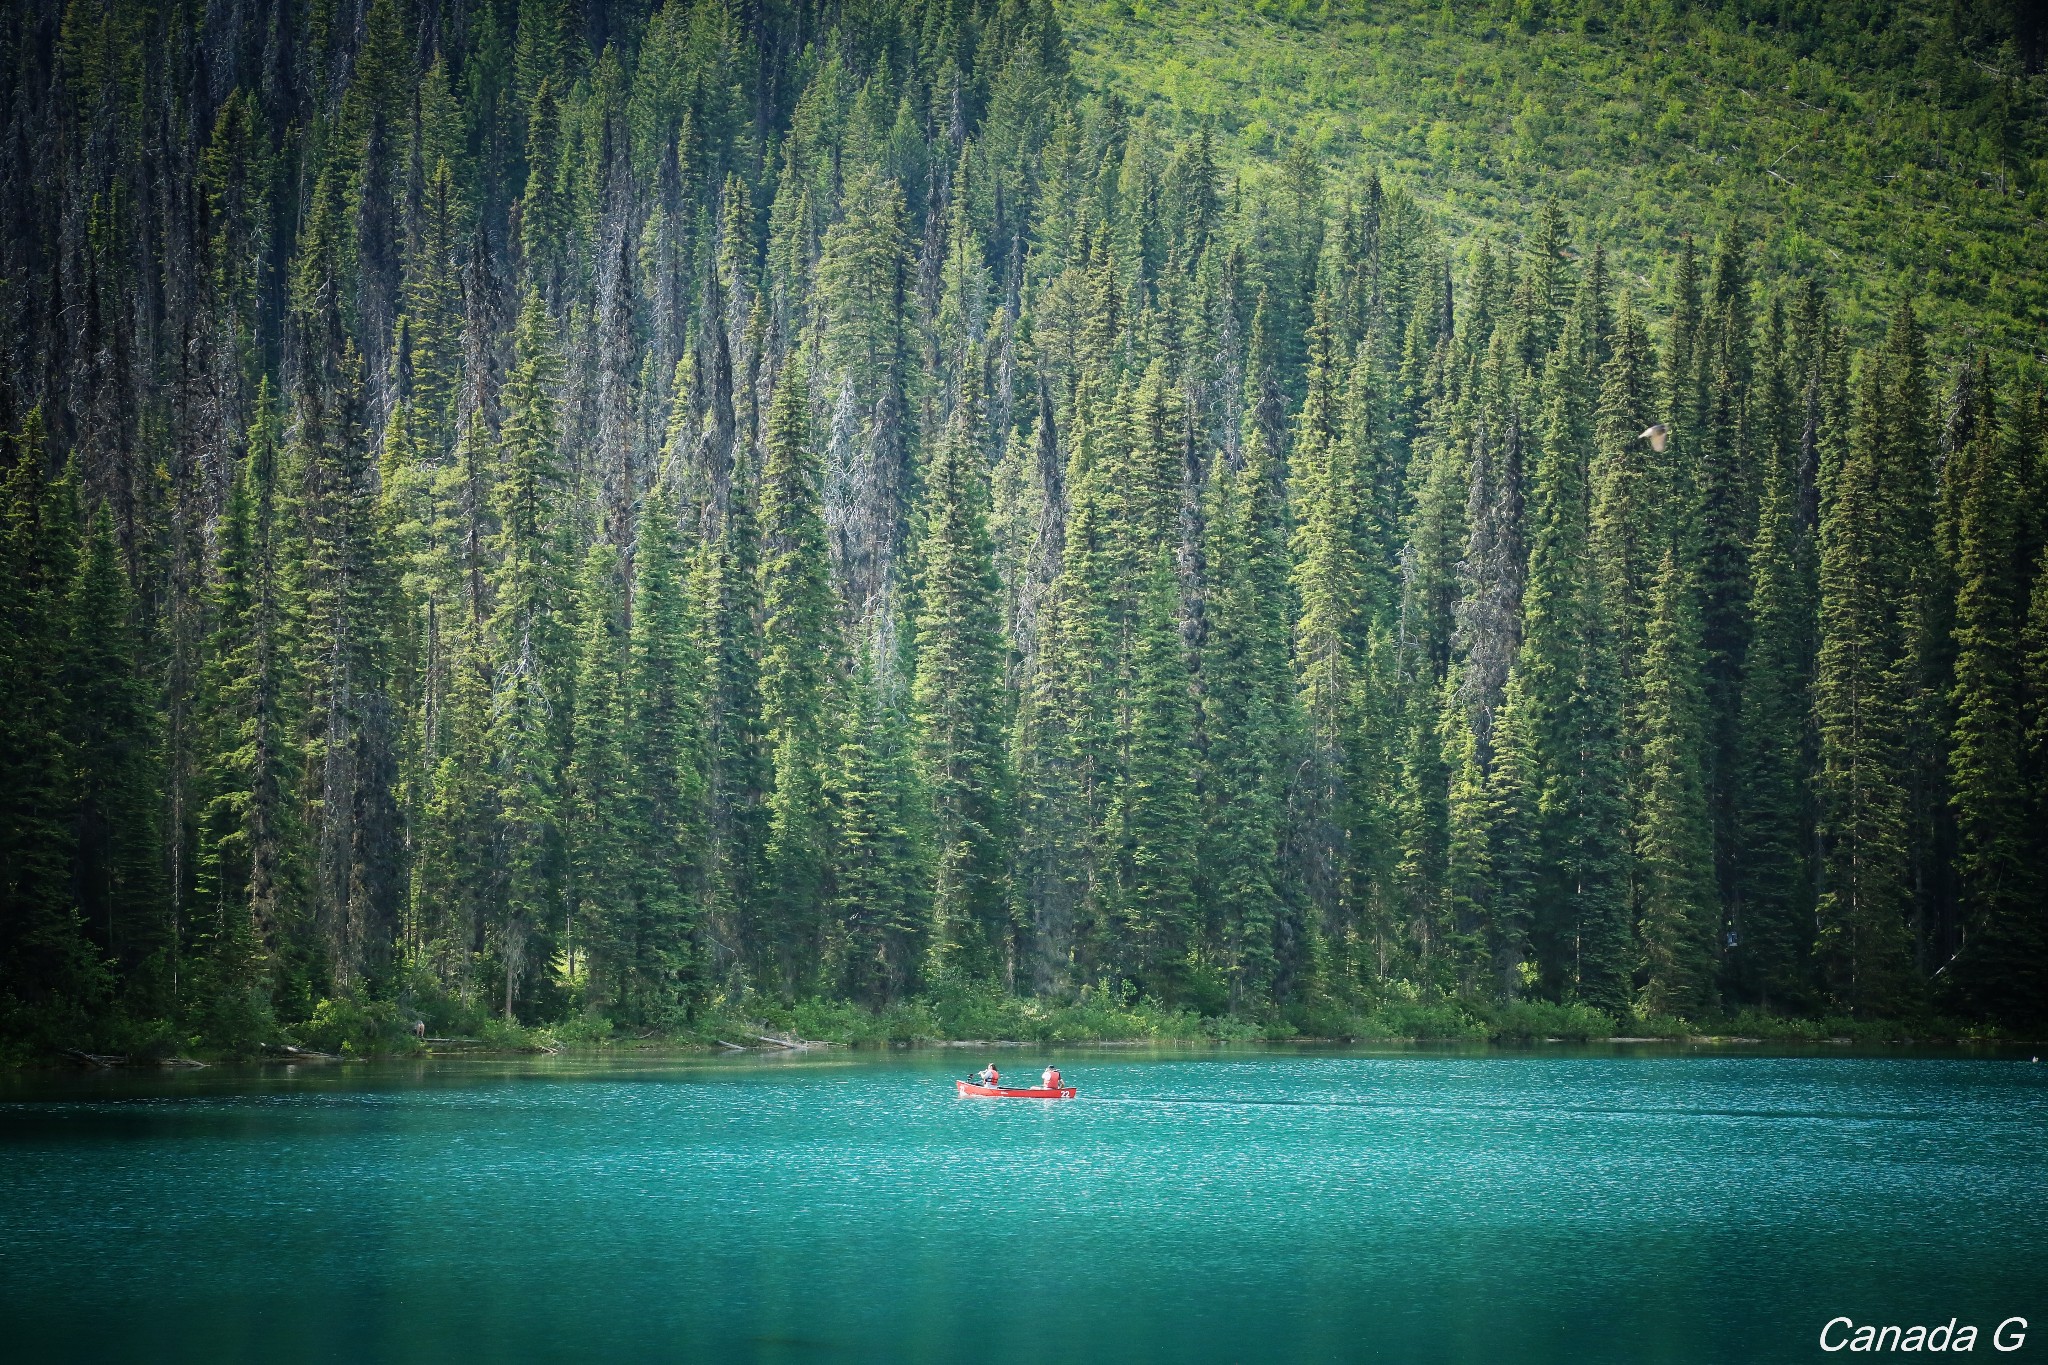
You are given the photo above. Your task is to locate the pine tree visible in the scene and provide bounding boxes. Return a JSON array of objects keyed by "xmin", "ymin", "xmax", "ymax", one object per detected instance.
[
  {"xmin": 1694, "ymin": 234, "xmax": 1758, "ymax": 971},
  {"xmin": 65, "ymin": 503, "xmax": 167, "ymax": 992},
  {"xmin": 1876, "ymin": 306, "xmax": 1947, "ymax": 992},
  {"xmin": 1635, "ymin": 549, "xmax": 1717, "ymax": 1019},
  {"xmin": 1732, "ymin": 302, "xmax": 1819, "ymax": 1009},
  {"xmin": 195, "ymin": 416, "xmax": 290, "ymax": 1042},
  {"xmin": 0, "ymin": 419, "xmax": 106, "ymax": 1038},
  {"xmin": 624, "ymin": 480, "xmax": 706, "ymax": 1024},
  {"xmin": 1518, "ymin": 336, "xmax": 1630, "ymax": 1012},
  {"xmin": 1454, "ymin": 331, "xmax": 1526, "ymax": 745},
  {"xmin": 2017, "ymin": 545, "xmax": 2048, "ymax": 1024},
  {"xmin": 816, "ymin": 163, "xmax": 913, "ymax": 623},
  {"xmin": 520, "ymin": 77, "xmax": 571, "ymax": 308},
  {"xmin": 1815, "ymin": 360, "xmax": 1917, "ymax": 1016},
  {"xmin": 912, "ymin": 376, "xmax": 1013, "ymax": 982},
  {"xmin": 415, "ymin": 621, "xmax": 497, "ymax": 1002},
  {"xmin": 1110, "ymin": 548, "xmax": 1199, "ymax": 1000},
  {"xmin": 1391, "ymin": 669, "xmax": 1451, "ymax": 987},
  {"xmin": 567, "ymin": 540, "xmax": 632, "ymax": 1011},
  {"xmin": 285, "ymin": 160, "xmax": 407, "ymax": 998},
  {"xmin": 834, "ymin": 642, "xmax": 930, "ymax": 1006},
  {"xmin": 488, "ymin": 290, "xmax": 572, "ymax": 1021},
  {"xmin": 1286, "ymin": 374, "xmax": 1368, "ymax": 961},
  {"xmin": 1589, "ymin": 298, "xmax": 1661, "ymax": 699},
  {"xmin": 758, "ymin": 356, "xmax": 841, "ymax": 994},
  {"xmin": 695, "ymin": 444, "xmax": 768, "ymax": 993},
  {"xmin": 1485, "ymin": 670, "xmax": 1541, "ymax": 995},
  {"xmin": 1198, "ymin": 443, "xmax": 1289, "ymax": 1010},
  {"xmin": 1400, "ymin": 405, "xmax": 1468, "ymax": 687},
  {"xmin": 1440, "ymin": 676, "xmax": 1495, "ymax": 994},
  {"xmin": 1012, "ymin": 574, "xmax": 1093, "ymax": 996},
  {"xmin": 1945, "ymin": 389, "xmax": 2043, "ymax": 1024},
  {"xmin": 198, "ymin": 89, "xmax": 274, "ymax": 423}
]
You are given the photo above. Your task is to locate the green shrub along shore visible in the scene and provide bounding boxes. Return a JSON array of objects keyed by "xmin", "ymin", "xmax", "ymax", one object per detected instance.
[{"xmin": 23, "ymin": 984, "xmax": 1998, "ymax": 1068}]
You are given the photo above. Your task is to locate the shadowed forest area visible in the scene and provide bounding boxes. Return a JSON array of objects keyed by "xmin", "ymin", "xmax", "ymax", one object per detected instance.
[{"xmin": 0, "ymin": 0, "xmax": 2043, "ymax": 1059}]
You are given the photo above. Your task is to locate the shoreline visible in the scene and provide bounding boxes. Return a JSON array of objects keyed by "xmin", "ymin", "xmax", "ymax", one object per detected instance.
[{"xmin": 10, "ymin": 1032, "xmax": 2041, "ymax": 1076}]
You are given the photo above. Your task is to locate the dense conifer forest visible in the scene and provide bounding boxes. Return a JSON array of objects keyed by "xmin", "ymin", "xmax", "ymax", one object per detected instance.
[{"xmin": 1, "ymin": 0, "xmax": 2043, "ymax": 1056}]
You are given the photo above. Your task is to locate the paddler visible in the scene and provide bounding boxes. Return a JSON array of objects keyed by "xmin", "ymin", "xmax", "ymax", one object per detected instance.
[
  {"xmin": 977, "ymin": 1062, "xmax": 1000, "ymax": 1088},
  {"xmin": 1041, "ymin": 1064, "xmax": 1062, "ymax": 1090}
]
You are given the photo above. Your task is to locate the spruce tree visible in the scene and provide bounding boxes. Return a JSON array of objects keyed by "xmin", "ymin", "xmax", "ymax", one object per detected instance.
[
  {"xmin": 567, "ymin": 541, "xmax": 632, "ymax": 1011},
  {"xmin": 1694, "ymin": 242, "xmax": 1760, "ymax": 922},
  {"xmin": 912, "ymin": 377, "xmax": 1013, "ymax": 982},
  {"xmin": 758, "ymin": 356, "xmax": 841, "ymax": 994},
  {"xmin": 1518, "ymin": 335, "xmax": 1630, "ymax": 1012},
  {"xmin": 1732, "ymin": 302, "xmax": 1819, "ymax": 1009},
  {"xmin": 1110, "ymin": 548, "xmax": 1199, "ymax": 1000},
  {"xmin": 195, "ymin": 418, "xmax": 292, "ymax": 1042},
  {"xmin": 1441, "ymin": 677, "xmax": 1497, "ymax": 995},
  {"xmin": 488, "ymin": 290, "xmax": 572, "ymax": 1020},
  {"xmin": 67, "ymin": 506, "xmax": 168, "ymax": 992},
  {"xmin": 1945, "ymin": 392, "xmax": 2043, "ymax": 1023},
  {"xmin": 625, "ymin": 480, "xmax": 706, "ymax": 1024},
  {"xmin": 834, "ymin": 642, "xmax": 930, "ymax": 1006},
  {"xmin": 1391, "ymin": 669, "xmax": 1451, "ymax": 988},
  {"xmin": 1198, "ymin": 443, "xmax": 1289, "ymax": 1010},
  {"xmin": 816, "ymin": 163, "xmax": 913, "ymax": 623},
  {"xmin": 695, "ymin": 444, "xmax": 768, "ymax": 993},
  {"xmin": 1635, "ymin": 549, "xmax": 1717, "ymax": 1019},
  {"xmin": 1815, "ymin": 360, "xmax": 1917, "ymax": 1016},
  {"xmin": 0, "ymin": 420, "xmax": 105, "ymax": 1037},
  {"xmin": 414, "ymin": 622, "xmax": 497, "ymax": 1002}
]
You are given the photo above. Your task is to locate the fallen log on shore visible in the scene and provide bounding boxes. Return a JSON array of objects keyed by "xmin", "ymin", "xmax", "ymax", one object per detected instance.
[{"xmin": 60, "ymin": 1049, "xmax": 208, "ymax": 1068}]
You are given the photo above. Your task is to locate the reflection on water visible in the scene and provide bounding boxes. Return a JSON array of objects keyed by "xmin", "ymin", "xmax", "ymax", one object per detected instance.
[{"xmin": 2, "ymin": 1046, "xmax": 2042, "ymax": 1364}]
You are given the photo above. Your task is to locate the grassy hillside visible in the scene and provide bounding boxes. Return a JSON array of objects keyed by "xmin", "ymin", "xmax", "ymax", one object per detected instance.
[{"xmin": 1064, "ymin": 0, "xmax": 2047, "ymax": 355}]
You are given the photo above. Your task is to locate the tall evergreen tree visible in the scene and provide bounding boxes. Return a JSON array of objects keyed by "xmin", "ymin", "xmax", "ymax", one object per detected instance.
[
  {"xmin": 1945, "ymin": 386, "xmax": 2043, "ymax": 1023},
  {"xmin": 488, "ymin": 290, "xmax": 572, "ymax": 1020},
  {"xmin": 66, "ymin": 504, "xmax": 168, "ymax": 991},
  {"xmin": 1199, "ymin": 440, "xmax": 1291, "ymax": 1010},
  {"xmin": 695, "ymin": 443, "xmax": 768, "ymax": 994},
  {"xmin": 1815, "ymin": 357, "xmax": 1917, "ymax": 1016},
  {"xmin": 567, "ymin": 541, "xmax": 632, "ymax": 1010},
  {"xmin": 1635, "ymin": 549, "xmax": 1717, "ymax": 1019},
  {"xmin": 624, "ymin": 480, "xmax": 706, "ymax": 1023},
  {"xmin": 0, "ymin": 421, "xmax": 105, "ymax": 1037},
  {"xmin": 834, "ymin": 641, "xmax": 930, "ymax": 1006},
  {"xmin": 195, "ymin": 404, "xmax": 295, "ymax": 1041},
  {"xmin": 1110, "ymin": 548, "xmax": 1200, "ymax": 1000},
  {"xmin": 1732, "ymin": 302, "xmax": 1820, "ymax": 1009},
  {"xmin": 758, "ymin": 356, "xmax": 841, "ymax": 994},
  {"xmin": 913, "ymin": 375, "xmax": 1013, "ymax": 982},
  {"xmin": 1518, "ymin": 345, "xmax": 1629, "ymax": 1008}
]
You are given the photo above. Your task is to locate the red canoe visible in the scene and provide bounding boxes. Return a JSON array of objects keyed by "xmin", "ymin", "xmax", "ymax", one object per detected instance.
[{"xmin": 956, "ymin": 1080, "xmax": 1077, "ymax": 1100}]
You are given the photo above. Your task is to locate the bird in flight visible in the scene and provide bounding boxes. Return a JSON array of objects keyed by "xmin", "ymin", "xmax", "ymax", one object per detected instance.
[{"xmin": 1640, "ymin": 423, "xmax": 1669, "ymax": 453}]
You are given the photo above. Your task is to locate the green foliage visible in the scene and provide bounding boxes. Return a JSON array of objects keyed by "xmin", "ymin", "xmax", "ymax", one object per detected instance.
[
  {"xmin": 1066, "ymin": 0, "xmax": 2048, "ymax": 356},
  {"xmin": 912, "ymin": 374, "xmax": 1013, "ymax": 981},
  {"xmin": 1635, "ymin": 549, "xmax": 1718, "ymax": 1019},
  {"xmin": 2, "ymin": 0, "xmax": 2042, "ymax": 1062},
  {"xmin": 758, "ymin": 355, "xmax": 842, "ymax": 994},
  {"xmin": 1483, "ymin": 999, "xmax": 1617, "ymax": 1042}
]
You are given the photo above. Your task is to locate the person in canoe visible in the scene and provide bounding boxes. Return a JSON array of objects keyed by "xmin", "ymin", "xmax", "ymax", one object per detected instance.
[
  {"xmin": 975, "ymin": 1063, "xmax": 1001, "ymax": 1089},
  {"xmin": 1041, "ymin": 1065, "xmax": 1062, "ymax": 1091}
]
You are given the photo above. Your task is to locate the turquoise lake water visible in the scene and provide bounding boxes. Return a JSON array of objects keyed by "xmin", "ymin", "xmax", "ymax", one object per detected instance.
[{"xmin": 2, "ymin": 1047, "xmax": 2043, "ymax": 1363}]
